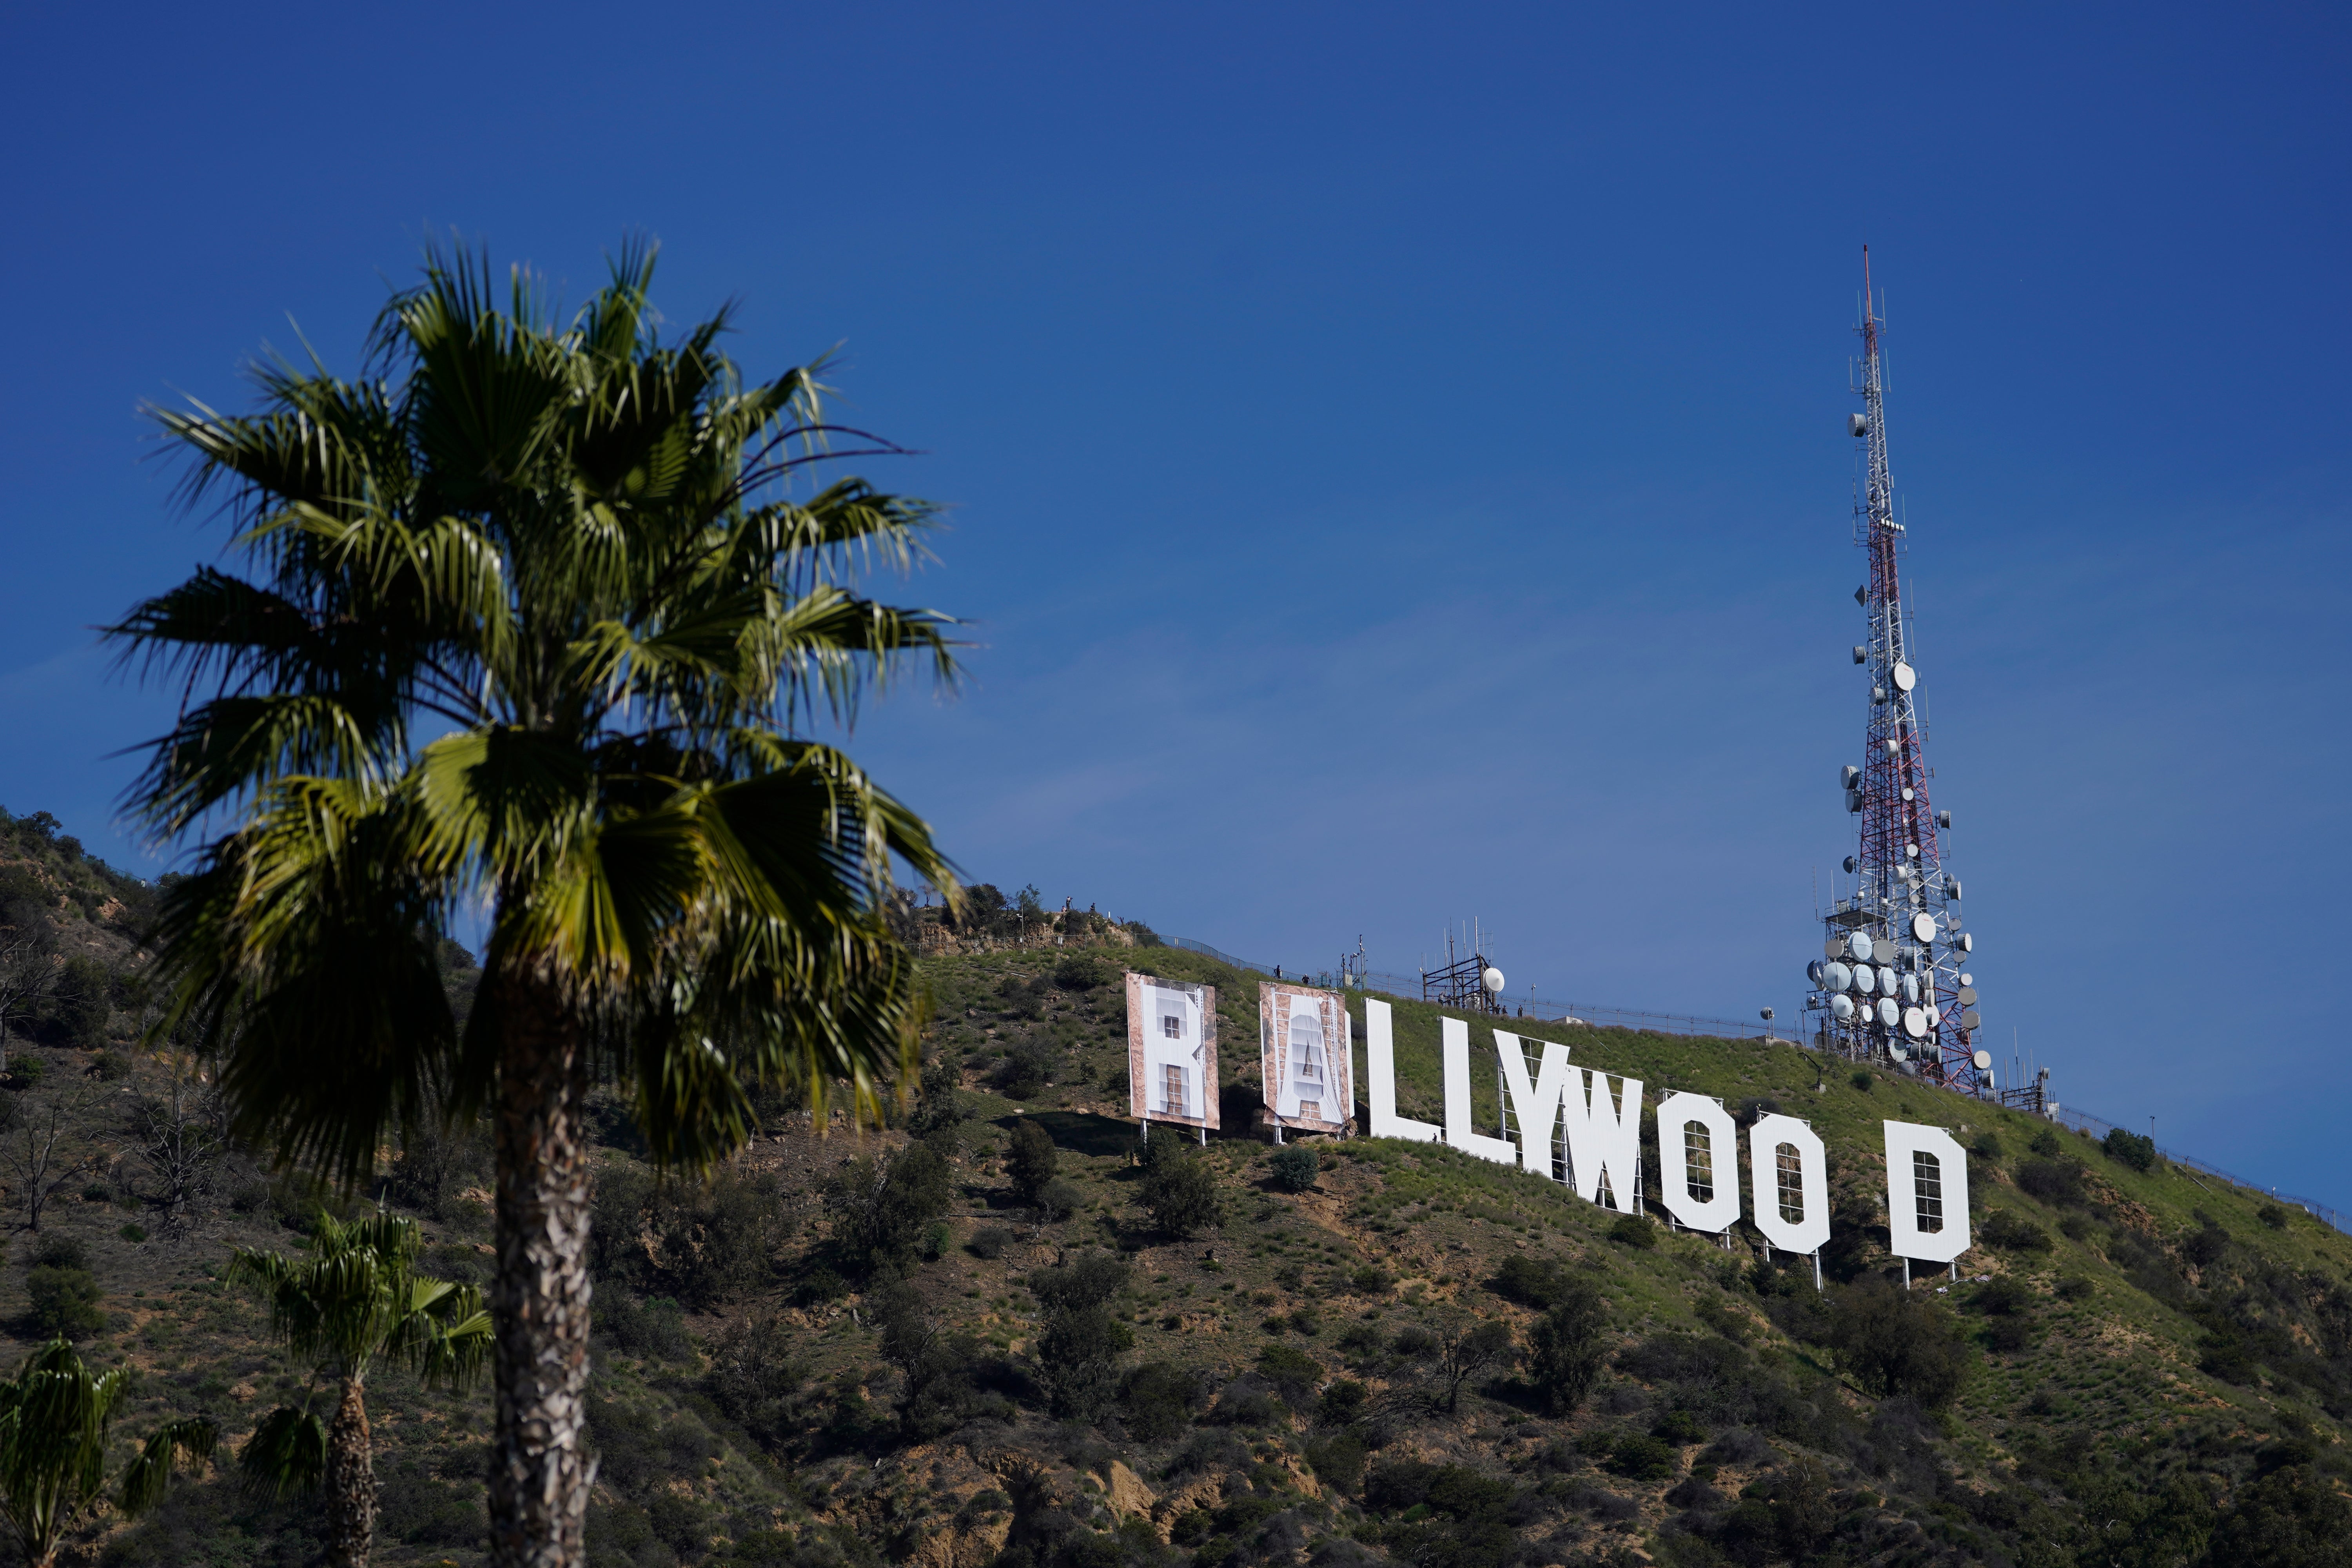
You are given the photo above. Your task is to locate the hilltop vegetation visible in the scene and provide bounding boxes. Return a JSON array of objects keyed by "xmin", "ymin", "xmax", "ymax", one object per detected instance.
[{"xmin": 0, "ymin": 816, "xmax": 2345, "ymax": 1565}]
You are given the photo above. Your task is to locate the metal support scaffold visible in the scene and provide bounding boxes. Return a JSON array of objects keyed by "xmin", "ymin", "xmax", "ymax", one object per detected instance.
[
  {"xmin": 1804, "ymin": 250, "xmax": 1989, "ymax": 1094},
  {"xmin": 1422, "ymin": 923, "xmax": 1506, "ymax": 1016}
]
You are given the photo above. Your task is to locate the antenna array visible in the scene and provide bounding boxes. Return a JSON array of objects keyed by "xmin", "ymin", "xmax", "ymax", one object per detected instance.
[{"xmin": 1802, "ymin": 251, "xmax": 1989, "ymax": 1093}]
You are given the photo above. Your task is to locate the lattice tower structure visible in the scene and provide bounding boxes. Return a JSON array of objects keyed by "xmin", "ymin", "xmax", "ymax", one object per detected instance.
[{"xmin": 1808, "ymin": 252, "xmax": 1985, "ymax": 1091}]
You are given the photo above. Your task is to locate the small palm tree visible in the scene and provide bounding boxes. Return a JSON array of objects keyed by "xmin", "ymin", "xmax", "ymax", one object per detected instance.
[
  {"xmin": 116, "ymin": 240, "xmax": 959, "ymax": 1566},
  {"xmin": 233, "ymin": 1211, "xmax": 489, "ymax": 1568},
  {"xmin": 0, "ymin": 1337, "xmax": 215, "ymax": 1568}
]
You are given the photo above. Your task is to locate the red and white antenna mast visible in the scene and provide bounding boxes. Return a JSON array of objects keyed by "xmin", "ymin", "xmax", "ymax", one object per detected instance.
[{"xmin": 1808, "ymin": 249, "xmax": 1987, "ymax": 1091}]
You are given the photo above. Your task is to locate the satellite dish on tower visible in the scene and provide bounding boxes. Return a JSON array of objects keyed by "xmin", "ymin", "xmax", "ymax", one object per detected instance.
[
  {"xmin": 1902, "ymin": 1006, "xmax": 1929, "ymax": 1038},
  {"xmin": 1877, "ymin": 998, "xmax": 1900, "ymax": 1027},
  {"xmin": 1911, "ymin": 913, "xmax": 1937, "ymax": 943},
  {"xmin": 1972, "ymin": 1049, "xmax": 1993, "ymax": 1071},
  {"xmin": 1830, "ymin": 995, "xmax": 1855, "ymax": 1021},
  {"xmin": 1892, "ymin": 662, "xmax": 1916, "ymax": 691},
  {"xmin": 1851, "ymin": 414, "xmax": 1869, "ymax": 437},
  {"xmin": 1481, "ymin": 967, "xmax": 1505, "ymax": 994},
  {"xmin": 1823, "ymin": 962, "xmax": 1851, "ymax": 992},
  {"xmin": 1851, "ymin": 964, "xmax": 1875, "ymax": 993},
  {"xmin": 1847, "ymin": 933, "xmax": 1875, "ymax": 962},
  {"xmin": 1843, "ymin": 855, "xmax": 1858, "ymax": 874},
  {"xmin": 1807, "ymin": 959, "xmax": 1827, "ymax": 985}
]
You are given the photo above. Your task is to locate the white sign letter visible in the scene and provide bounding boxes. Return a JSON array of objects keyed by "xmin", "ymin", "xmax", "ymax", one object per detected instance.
[
  {"xmin": 1365, "ymin": 999, "xmax": 1439, "ymax": 1143},
  {"xmin": 1441, "ymin": 1017, "xmax": 1518, "ymax": 1166},
  {"xmin": 1561, "ymin": 1067, "xmax": 1644, "ymax": 1210},
  {"xmin": 1495, "ymin": 1031, "xmax": 1575, "ymax": 1180},
  {"xmin": 1882, "ymin": 1121, "xmax": 1971, "ymax": 1263},
  {"xmin": 1655, "ymin": 1092, "xmax": 1741, "ymax": 1233},
  {"xmin": 1749, "ymin": 1114, "xmax": 1831, "ymax": 1254}
]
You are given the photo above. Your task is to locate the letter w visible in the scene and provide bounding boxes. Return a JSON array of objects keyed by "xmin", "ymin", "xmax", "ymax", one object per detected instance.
[{"xmin": 1561, "ymin": 1067, "xmax": 1645, "ymax": 1211}]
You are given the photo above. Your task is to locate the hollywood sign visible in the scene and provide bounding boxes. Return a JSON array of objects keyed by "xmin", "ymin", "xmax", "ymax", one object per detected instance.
[
  {"xmin": 1122, "ymin": 975, "xmax": 1969, "ymax": 1269},
  {"xmin": 1358, "ymin": 999, "xmax": 1969, "ymax": 1268}
]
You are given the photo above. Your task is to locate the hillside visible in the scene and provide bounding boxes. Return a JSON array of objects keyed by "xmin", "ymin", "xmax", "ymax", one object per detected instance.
[{"xmin": 0, "ymin": 820, "xmax": 2343, "ymax": 1566}]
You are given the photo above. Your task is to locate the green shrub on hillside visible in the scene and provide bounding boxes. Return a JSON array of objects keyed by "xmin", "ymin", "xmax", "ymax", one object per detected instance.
[
  {"xmin": 36, "ymin": 954, "xmax": 113, "ymax": 1049},
  {"xmin": 26, "ymin": 1262, "xmax": 103, "ymax": 1337},
  {"xmin": 907, "ymin": 1055, "xmax": 970, "ymax": 1138},
  {"xmin": 1527, "ymin": 1280, "xmax": 1609, "ymax": 1416},
  {"xmin": 1267, "ymin": 1145, "xmax": 1318, "ymax": 1192},
  {"xmin": 2103, "ymin": 1127, "xmax": 2158, "ymax": 1172},
  {"xmin": 1608, "ymin": 1214, "xmax": 1657, "ymax": 1249},
  {"xmin": 828, "ymin": 1142, "xmax": 954, "ymax": 1278},
  {"xmin": 1136, "ymin": 1138, "xmax": 1220, "ymax": 1237},
  {"xmin": 592, "ymin": 1164, "xmax": 787, "ymax": 1306},
  {"xmin": 1052, "ymin": 954, "xmax": 1105, "ymax": 991},
  {"xmin": 1490, "ymin": 1254, "xmax": 1570, "ymax": 1308},
  {"xmin": 1826, "ymin": 1277, "xmax": 1972, "ymax": 1407},
  {"xmin": 1118, "ymin": 1361, "xmax": 1203, "ymax": 1442},
  {"xmin": 1030, "ymin": 1251, "xmax": 1133, "ymax": 1419},
  {"xmin": 1982, "ymin": 1211, "xmax": 2053, "ymax": 1252},
  {"xmin": 1033, "ymin": 1178, "xmax": 1083, "ymax": 1224},
  {"xmin": 593, "ymin": 1289, "xmax": 691, "ymax": 1362},
  {"xmin": 1005, "ymin": 1118, "xmax": 1058, "ymax": 1203},
  {"xmin": 1255, "ymin": 1343, "xmax": 1322, "ymax": 1407},
  {"xmin": 998, "ymin": 1038, "xmax": 1055, "ymax": 1098},
  {"xmin": 2016, "ymin": 1158, "xmax": 2088, "ymax": 1207}
]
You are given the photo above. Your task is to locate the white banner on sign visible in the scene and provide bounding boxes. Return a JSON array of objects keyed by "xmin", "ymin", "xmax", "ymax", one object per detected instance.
[
  {"xmin": 1125, "ymin": 973, "xmax": 1219, "ymax": 1131},
  {"xmin": 1259, "ymin": 982, "xmax": 1353, "ymax": 1136}
]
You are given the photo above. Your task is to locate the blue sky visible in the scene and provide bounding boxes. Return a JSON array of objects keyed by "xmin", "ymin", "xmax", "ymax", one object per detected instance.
[{"xmin": 2, "ymin": 4, "xmax": 2346, "ymax": 1201}]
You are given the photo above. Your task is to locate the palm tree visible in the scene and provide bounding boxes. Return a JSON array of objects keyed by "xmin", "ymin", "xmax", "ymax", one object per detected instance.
[
  {"xmin": 113, "ymin": 241, "xmax": 961, "ymax": 1567},
  {"xmin": 0, "ymin": 1338, "xmax": 215, "ymax": 1568},
  {"xmin": 234, "ymin": 1211, "xmax": 490, "ymax": 1568}
]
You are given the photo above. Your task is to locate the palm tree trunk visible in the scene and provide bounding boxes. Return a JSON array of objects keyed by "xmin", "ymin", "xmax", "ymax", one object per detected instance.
[
  {"xmin": 325, "ymin": 1374, "xmax": 375, "ymax": 1568},
  {"xmin": 486, "ymin": 971, "xmax": 595, "ymax": 1568}
]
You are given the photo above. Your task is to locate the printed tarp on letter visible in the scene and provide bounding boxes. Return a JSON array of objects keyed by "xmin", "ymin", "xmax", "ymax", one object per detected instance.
[
  {"xmin": 1126, "ymin": 973, "xmax": 1220, "ymax": 1131},
  {"xmin": 1259, "ymin": 982, "xmax": 1353, "ymax": 1136}
]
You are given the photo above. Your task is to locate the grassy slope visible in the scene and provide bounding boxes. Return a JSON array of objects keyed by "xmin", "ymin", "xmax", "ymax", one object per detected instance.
[
  {"xmin": 3, "ymin": 931, "xmax": 2340, "ymax": 1567},
  {"xmin": 911, "ymin": 944, "xmax": 2352, "ymax": 1563}
]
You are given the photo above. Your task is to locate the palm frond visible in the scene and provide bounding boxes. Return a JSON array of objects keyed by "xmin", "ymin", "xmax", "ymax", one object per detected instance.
[
  {"xmin": 119, "ymin": 1418, "xmax": 217, "ymax": 1515},
  {"xmin": 236, "ymin": 1405, "xmax": 327, "ymax": 1501}
]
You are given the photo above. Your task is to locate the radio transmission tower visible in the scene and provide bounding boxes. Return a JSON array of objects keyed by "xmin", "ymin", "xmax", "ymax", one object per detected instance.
[{"xmin": 1806, "ymin": 250, "xmax": 1988, "ymax": 1092}]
